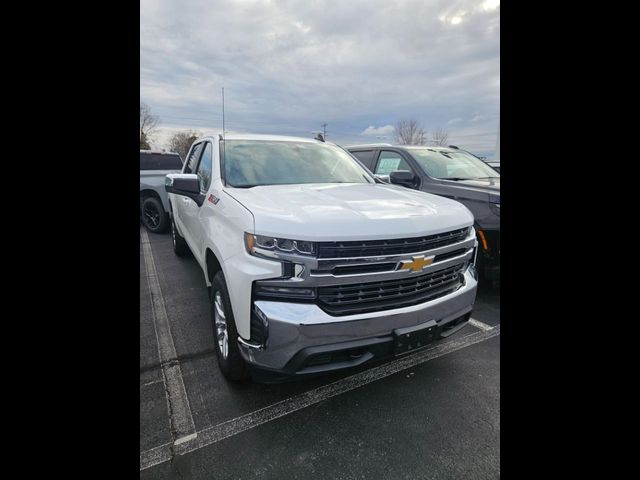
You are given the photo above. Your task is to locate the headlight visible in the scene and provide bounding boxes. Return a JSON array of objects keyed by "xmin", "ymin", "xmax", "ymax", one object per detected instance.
[
  {"xmin": 468, "ymin": 226, "xmax": 476, "ymax": 238},
  {"xmin": 244, "ymin": 233, "xmax": 317, "ymax": 257}
]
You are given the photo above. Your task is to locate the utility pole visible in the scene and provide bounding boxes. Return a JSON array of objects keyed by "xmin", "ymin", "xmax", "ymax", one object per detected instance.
[{"xmin": 321, "ymin": 123, "xmax": 327, "ymax": 139}]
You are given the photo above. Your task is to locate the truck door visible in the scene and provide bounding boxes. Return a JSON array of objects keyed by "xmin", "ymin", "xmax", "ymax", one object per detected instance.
[
  {"xmin": 173, "ymin": 141, "xmax": 204, "ymax": 256},
  {"xmin": 373, "ymin": 150, "xmax": 421, "ymax": 188},
  {"xmin": 184, "ymin": 141, "xmax": 213, "ymax": 261}
]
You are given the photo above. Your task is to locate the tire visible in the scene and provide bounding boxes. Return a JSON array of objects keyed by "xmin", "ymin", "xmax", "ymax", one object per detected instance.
[
  {"xmin": 141, "ymin": 196, "xmax": 169, "ymax": 233},
  {"xmin": 170, "ymin": 214, "xmax": 190, "ymax": 257},
  {"xmin": 475, "ymin": 251, "xmax": 499, "ymax": 290},
  {"xmin": 475, "ymin": 249, "xmax": 487, "ymax": 285},
  {"xmin": 211, "ymin": 271, "xmax": 250, "ymax": 381}
]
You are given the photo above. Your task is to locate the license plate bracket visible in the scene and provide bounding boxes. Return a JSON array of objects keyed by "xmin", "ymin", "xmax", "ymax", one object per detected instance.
[{"xmin": 393, "ymin": 320, "xmax": 440, "ymax": 355}]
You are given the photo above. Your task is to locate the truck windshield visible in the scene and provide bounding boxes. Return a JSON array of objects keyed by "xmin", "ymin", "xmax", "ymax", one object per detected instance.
[
  {"xmin": 409, "ymin": 148, "xmax": 499, "ymax": 180},
  {"xmin": 224, "ymin": 140, "xmax": 374, "ymax": 187}
]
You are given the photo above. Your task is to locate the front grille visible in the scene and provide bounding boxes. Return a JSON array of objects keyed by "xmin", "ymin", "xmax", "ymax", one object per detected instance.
[
  {"xmin": 317, "ymin": 228, "xmax": 469, "ymax": 259},
  {"xmin": 317, "ymin": 263, "xmax": 465, "ymax": 316},
  {"xmin": 434, "ymin": 248, "xmax": 468, "ymax": 263},
  {"xmin": 328, "ymin": 262, "xmax": 399, "ymax": 276}
]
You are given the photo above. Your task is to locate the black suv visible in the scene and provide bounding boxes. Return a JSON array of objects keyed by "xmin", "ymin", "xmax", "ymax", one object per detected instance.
[{"xmin": 346, "ymin": 144, "xmax": 500, "ymax": 286}]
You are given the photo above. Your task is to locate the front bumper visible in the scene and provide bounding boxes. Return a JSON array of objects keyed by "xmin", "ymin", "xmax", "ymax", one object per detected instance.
[{"xmin": 237, "ymin": 264, "xmax": 478, "ymax": 376}]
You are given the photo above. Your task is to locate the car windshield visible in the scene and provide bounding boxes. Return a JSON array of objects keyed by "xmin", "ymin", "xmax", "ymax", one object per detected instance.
[
  {"xmin": 223, "ymin": 140, "xmax": 374, "ymax": 187},
  {"xmin": 409, "ymin": 148, "xmax": 500, "ymax": 180}
]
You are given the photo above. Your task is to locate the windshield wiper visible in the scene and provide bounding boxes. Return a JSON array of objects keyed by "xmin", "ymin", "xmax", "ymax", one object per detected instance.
[
  {"xmin": 439, "ymin": 177, "xmax": 472, "ymax": 181},
  {"xmin": 232, "ymin": 184, "xmax": 262, "ymax": 188}
]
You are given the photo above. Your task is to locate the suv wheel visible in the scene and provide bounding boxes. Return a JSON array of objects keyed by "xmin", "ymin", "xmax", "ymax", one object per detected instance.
[
  {"xmin": 211, "ymin": 271, "xmax": 250, "ymax": 381},
  {"xmin": 141, "ymin": 197, "xmax": 169, "ymax": 233}
]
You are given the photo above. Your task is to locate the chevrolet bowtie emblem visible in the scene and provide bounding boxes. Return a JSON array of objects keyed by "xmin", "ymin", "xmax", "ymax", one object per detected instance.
[{"xmin": 398, "ymin": 255, "xmax": 435, "ymax": 272}]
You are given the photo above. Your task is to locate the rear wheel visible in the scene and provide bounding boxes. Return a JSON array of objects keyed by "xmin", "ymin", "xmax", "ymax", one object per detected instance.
[
  {"xmin": 141, "ymin": 197, "xmax": 169, "ymax": 233},
  {"xmin": 211, "ymin": 271, "xmax": 250, "ymax": 381}
]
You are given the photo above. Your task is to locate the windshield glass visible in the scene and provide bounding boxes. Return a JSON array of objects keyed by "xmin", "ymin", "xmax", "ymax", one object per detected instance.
[
  {"xmin": 224, "ymin": 140, "xmax": 374, "ymax": 187},
  {"xmin": 409, "ymin": 148, "xmax": 499, "ymax": 180}
]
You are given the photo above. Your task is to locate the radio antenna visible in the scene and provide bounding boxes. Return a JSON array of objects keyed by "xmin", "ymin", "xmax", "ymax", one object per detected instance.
[
  {"xmin": 221, "ymin": 87, "xmax": 226, "ymax": 175},
  {"xmin": 221, "ymin": 87, "xmax": 226, "ymax": 137}
]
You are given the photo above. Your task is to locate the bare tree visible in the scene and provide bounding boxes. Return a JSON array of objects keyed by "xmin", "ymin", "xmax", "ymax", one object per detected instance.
[
  {"xmin": 140, "ymin": 102, "xmax": 160, "ymax": 148},
  {"xmin": 168, "ymin": 130, "xmax": 201, "ymax": 162},
  {"xmin": 140, "ymin": 132, "xmax": 151, "ymax": 150},
  {"xmin": 431, "ymin": 128, "xmax": 449, "ymax": 146},
  {"xmin": 394, "ymin": 119, "xmax": 427, "ymax": 145}
]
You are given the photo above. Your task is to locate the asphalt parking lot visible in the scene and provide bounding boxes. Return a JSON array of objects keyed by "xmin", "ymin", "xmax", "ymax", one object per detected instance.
[{"xmin": 140, "ymin": 226, "xmax": 500, "ymax": 479}]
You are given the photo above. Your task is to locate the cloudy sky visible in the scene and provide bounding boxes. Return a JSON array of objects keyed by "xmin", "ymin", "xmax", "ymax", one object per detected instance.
[{"xmin": 141, "ymin": 0, "xmax": 499, "ymax": 157}]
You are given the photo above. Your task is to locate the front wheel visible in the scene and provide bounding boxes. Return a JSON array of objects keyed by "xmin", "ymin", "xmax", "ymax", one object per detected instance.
[
  {"xmin": 211, "ymin": 271, "xmax": 250, "ymax": 381},
  {"xmin": 171, "ymin": 215, "xmax": 190, "ymax": 257}
]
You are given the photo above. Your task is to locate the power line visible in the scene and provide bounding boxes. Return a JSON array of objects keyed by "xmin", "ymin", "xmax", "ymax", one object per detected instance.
[{"xmin": 155, "ymin": 115, "xmax": 496, "ymax": 141}]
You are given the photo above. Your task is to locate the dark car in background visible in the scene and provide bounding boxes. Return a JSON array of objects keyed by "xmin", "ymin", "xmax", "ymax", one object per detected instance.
[
  {"xmin": 451, "ymin": 145, "xmax": 500, "ymax": 173},
  {"xmin": 484, "ymin": 160, "xmax": 500, "ymax": 173},
  {"xmin": 346, "ymin": 144, "xmax": 500, "ymax": 287}
]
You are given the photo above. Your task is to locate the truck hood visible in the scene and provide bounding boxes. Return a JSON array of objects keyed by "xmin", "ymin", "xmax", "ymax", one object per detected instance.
[{"xmin": 225, "ymin": 183, "xmax": 474, "ymax": 241}]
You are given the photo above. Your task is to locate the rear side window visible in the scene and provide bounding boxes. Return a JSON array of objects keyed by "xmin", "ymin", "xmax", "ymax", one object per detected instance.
[
  {"xmin": 140, "ymin": 153, "xmax": 183, "ymax": 170},
  {"xmin": 350, "ymin": 150, "xmax": 375, "ymax": 170},
  {"xmin": 184, "ymin": 143, "xmax": 203, "ymax": 174}
]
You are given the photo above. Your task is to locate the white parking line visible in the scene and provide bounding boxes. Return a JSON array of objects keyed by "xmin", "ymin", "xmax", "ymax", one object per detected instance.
[
  {"xmin": 139, "ymin": 324, "xmax": 500, "ymax": 470},
  {"xmin": 468, "ymin": 318, "xmax": 494, "ymax": 331},
  {"xmin": 141, "ymin": 228, "xmax": 196, "ymax": 445}
]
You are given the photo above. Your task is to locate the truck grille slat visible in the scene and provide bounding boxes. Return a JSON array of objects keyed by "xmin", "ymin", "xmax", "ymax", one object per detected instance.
[
  {"xmin": 318, "ymin": 264, "xmax": 465, "ymax": 315},
  {"xmin": 317, "ymin": 228, "xmax": 469, "ymax": 259}
]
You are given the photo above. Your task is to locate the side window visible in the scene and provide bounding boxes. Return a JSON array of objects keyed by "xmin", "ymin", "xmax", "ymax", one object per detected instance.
[
  {"xmin": 350, "ymin": 150, "xmax": 375, "ymax": 170},
  {"xmin": 184, "ymin": 142, "xmax": 203, "ymax": 174},
  {"xmin": 375, "ymin": 151, "xmax": 412, "ymax": 175},
  {"xmin": 195, "ymin": 142, "xmax": 213, "ymax": 193}
]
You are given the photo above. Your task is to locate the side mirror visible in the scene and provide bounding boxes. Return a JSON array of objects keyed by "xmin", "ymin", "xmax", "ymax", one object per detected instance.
[
  {"xmin": 375, "ymin": 174, "xmax": 390, "ymax": 183},
  {"xmin": 165, "ymin": 174, "xmax": 205, "ymax": 207},
  {"xmin": 389, "ymin": 170, "xmax": 417, "ymax": 189}
]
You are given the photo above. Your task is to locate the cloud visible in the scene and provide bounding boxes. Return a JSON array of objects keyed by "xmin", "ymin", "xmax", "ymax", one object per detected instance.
[
  {"xmin": 141, "ymin": 0, "xmax": 499, "ymax": 154},
  {"xmin": 361, "ymin": 125, "xmax": 395, "ymax": 137}
]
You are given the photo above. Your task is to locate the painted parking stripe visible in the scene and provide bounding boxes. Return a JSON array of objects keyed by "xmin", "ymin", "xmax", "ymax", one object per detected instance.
[
  {"xmin": 140, "ymin": 324, "xmax": 500, "ymax": 470},
  {"xmin": 468, "ymin": 318, "xmax": 494, "ymax": 331},
  {"xmin": 141, "ymin": 228, "xmax": 196, "ymax": 447},
  {"xmin": 140, "ymin": 443, "xmax": 172, "ymax": 470}
]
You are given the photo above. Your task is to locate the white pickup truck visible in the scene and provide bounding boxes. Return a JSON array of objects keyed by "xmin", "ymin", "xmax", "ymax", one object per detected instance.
[{"xmin": 166, "ymin": 134, "xmax": 478, "ymax": 381}]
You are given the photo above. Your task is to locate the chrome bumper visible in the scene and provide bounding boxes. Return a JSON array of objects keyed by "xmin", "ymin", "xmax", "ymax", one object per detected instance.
[{"xmin": 237, "ymin": 264, "xmax": 478, "ymax": 374}]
